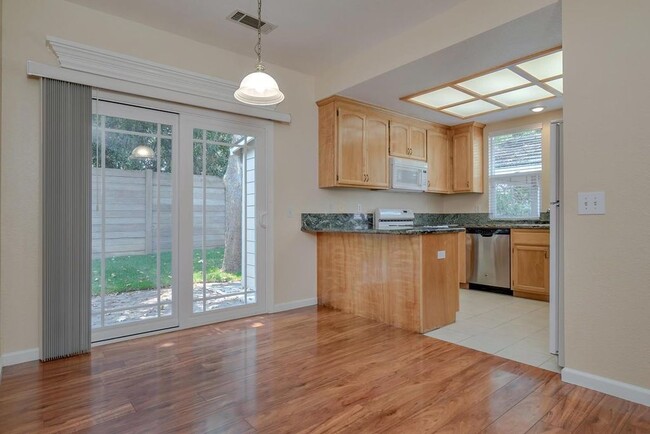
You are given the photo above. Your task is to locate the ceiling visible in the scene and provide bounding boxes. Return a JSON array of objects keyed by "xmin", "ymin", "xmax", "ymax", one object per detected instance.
[
  {"xmin": 65, "ymin": 0, "xmax": 562, "ymax": 125},
  {"xmin": 66, "ymin": 0, "xmax": 464, "ymax": 75}
]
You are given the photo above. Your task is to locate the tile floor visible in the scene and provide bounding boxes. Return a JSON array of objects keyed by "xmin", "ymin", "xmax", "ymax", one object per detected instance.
[{"xmin": 425, "ymin": 288, "xmax": 561, "ymax": 373}]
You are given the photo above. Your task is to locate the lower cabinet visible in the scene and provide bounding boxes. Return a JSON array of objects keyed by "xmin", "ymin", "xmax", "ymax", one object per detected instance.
[
  {"xmin": 511, "ymin": 229, "xmax": 550, "ymax": 301},
  {"xmin": 317, "ymin": 232, "xmax": 459, "ymax": 333}
]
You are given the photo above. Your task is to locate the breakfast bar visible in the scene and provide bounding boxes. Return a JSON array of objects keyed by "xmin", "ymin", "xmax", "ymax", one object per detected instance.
[{"xmin": 303, "ymin": 212, "xmax": 466, "ymax": 333}]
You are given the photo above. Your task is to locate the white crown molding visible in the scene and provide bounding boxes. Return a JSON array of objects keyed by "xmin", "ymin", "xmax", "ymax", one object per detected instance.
[
  {"xmin": 562, "ymin": 367, "xmax": 650, "ymax": 406},
  {"xmin": 44, "ymin": 36, "xmax": 290, "ymax": 123}
]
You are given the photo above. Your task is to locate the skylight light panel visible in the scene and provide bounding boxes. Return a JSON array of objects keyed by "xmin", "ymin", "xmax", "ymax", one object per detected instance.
[
  {"xmin": 517, "ymin": 51, "xmax": 563, "ymax": 80},
  {"xmin": 442, "ymin": 100, "xmax": 500, "ymax": 118},
  {"xmin": 410, "ymin": 87, "xmax": 474, "ymax": 109},
  {"xmin": 545, "ymin": 78, "xmax": 563, "ymax": 93},
  {"xmin": 489, "ymin": 85, "xmax": 554, "ymax": 106},
  {"xmin": 457, "ymin": 69, "xmax": 530, "ymax": 96}
]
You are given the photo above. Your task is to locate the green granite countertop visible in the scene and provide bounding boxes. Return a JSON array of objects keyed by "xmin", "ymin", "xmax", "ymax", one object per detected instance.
[
  {"xmin": 301, "ymin": 213, "xmax": 549, "ymax": 234},
  {"xmin": 301, "ymin": 226, "xmax": 466, "ymax": 235}
]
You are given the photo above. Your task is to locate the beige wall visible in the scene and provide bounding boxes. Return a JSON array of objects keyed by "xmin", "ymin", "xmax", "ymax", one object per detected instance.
[
  {"xmin": 443, "ymin": 110, "xmax": 562, "ymax": 214},
  {"xmin": 0, "ymin": 0, "xmax": 4, "ymax": 373},
  {"xmin": 0, "ymin": 0, "xmax": 443, "ymax": 356},
  {"xmin": 562, "ymin": 0, "xmax": 650, "ymax": 389}
]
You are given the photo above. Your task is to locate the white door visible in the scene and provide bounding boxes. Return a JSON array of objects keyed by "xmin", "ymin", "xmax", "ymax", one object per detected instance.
[
  {"xmin": 179, "ymin": 115, "xmax": 268, "ymax": 327},
  {"xmin": 91, "ymin": 101, "xmax": 180, "ymax": 342},
  {"xmin": 549, "ymin": 120, "xmax": 564, "ymax": 363}
]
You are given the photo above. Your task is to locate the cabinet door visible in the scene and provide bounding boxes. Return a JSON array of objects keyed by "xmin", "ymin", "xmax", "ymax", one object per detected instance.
[
  {"xmin": 426, "ymin": 129, "xmax": 450, "ymax": 192},
  {"xmin": 365, "ymin": 116, "xmax": 389, "ymax": 188},
  {"xmin": 389, "ymin": 121, "xmax": 409, "ymax": 158},
  {"xmin": 452, "ymin": 131, "xmax": 472, "ymax": 192},
  {"xmin": 337, "ymin": 107, "xmax": 366, "ymax": 186},
  {"xmin": 512, "ymin": 244, "xmax": 549, "ymax": 297},
  {"xmin": 410, "ymin": 127, "xmax": 427, "ymax": 161}
]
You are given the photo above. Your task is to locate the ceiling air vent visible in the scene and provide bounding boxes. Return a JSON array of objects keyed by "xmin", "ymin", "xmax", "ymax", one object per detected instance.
[{"xmin": 228, "ymin": 10, "xmax": 277, "ymax": 34}]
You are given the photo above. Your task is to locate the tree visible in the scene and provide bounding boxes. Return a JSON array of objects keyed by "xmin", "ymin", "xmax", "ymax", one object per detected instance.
[{"xmin": 222, "ymin": 147, "xmax": 243, "ymax": 274}]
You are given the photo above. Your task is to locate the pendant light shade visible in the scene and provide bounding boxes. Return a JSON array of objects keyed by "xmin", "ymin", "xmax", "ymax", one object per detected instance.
[
  {"xmin": 129, "ymin": 144, "xmax": 155, "ymax": 160},
  {"xmin": 234, "ymin": 0, "xmax": 284, "ymax": 106},
  {"xmin": 234, "ymin": 65, "xmax": 285, "ymax": 105}
]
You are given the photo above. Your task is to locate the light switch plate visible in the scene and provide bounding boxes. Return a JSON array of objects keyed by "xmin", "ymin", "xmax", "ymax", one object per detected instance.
[
  {"xmin": 578, "ymin": 191, "xmax": 606, "ymax": 215},
  {"xmin": 437, "ymin": 250, "xmax": 446, "ymax": 259}
]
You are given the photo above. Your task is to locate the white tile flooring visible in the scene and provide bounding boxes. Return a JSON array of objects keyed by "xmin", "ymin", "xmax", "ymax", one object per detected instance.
[{"xmin": 425, "ymin": 289, "xmax": 561, "ymax": 373}]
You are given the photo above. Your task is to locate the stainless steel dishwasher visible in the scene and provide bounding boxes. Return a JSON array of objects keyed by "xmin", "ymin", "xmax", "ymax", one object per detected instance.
[{"xmin": 466, "ymin": 228, "xmax": 511, "ymax": 290}]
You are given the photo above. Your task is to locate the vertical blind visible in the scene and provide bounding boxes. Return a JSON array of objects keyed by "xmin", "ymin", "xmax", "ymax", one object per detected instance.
[
  {"xmin": 488, "ymin": 127, "xmax": 542, "ymax": 219},
  {"xmin": 42, "ymin": 79, "xmax": 92, "ymax": 361}
]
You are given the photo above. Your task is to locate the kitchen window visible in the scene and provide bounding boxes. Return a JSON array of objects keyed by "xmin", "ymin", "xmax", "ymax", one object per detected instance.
[{"xmin": 488, "ymin": 126, "xmax": 542, "ymax": 219}]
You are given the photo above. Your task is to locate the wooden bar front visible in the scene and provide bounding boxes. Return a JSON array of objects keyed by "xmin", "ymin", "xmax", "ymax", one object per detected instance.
[{"xmin": 317, "ymin": 232, "xmax": 461, "ymax": 333}]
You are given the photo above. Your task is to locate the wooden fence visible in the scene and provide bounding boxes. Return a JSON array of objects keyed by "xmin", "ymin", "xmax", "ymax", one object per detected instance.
[{"xmin": 92, "ymin": 168, "xmax": 226, "ymax": 258}]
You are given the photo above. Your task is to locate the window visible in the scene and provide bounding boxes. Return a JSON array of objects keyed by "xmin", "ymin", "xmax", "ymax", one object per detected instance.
[{"xmin": 489, "ymin": 127, "xmax": 542, "ymax": 219}]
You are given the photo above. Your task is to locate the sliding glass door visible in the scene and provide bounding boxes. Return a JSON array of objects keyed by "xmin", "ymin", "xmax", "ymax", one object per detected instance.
[
  {"xmin": 91, "ymin": 98, "xmax": 268, "ymax": 341},
  {"xmin": 91, "ymin": 101, "xmax": 179, "ymax": 341},
  {"xmin": 180, "ymin": 116, "xmax": 267, "ymax": 326}
]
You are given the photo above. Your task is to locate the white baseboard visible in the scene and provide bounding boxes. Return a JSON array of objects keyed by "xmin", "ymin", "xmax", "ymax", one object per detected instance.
[
  {"xmin": 562, "ymin": 367, "xmax": 650, "ymax": 406},
  {"xmin": 272, "ymin": 298, "xmax": 317, "ymax": 313},
  {"xmin": 1, "ymin": 348, "xmax": 40, "ymax": 367}
]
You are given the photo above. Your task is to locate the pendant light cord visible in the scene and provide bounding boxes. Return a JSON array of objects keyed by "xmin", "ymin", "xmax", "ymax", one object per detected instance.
[{"xmin": 255, "ymin": 0, "xmax": 262, "ymax": 66}]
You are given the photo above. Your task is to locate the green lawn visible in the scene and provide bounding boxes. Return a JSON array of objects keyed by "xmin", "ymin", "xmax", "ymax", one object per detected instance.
[{"xmin": 91, "ymin": 247, "xmax": 240, "ymax": 295}]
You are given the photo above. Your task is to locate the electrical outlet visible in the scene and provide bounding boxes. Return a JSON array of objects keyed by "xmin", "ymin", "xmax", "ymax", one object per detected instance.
[
  {"xmin": 578, "ymin": 192, "xmax": 606, "ymax": 215},
  {"xmin": 357, "ymin": 203, "xmax": 362, "ymax": 213},
  {"xmin": 437, "ymin": 250, "xmax": 446, "ymax": 259}
]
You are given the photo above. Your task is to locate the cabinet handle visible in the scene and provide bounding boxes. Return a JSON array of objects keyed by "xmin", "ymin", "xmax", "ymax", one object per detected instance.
[
  {"xmin": 545, "ymin": 251, "xmax": 548, "ymax": 259},
  {"xmin": 466, "ymin": 181, "xmax": 469, "ymax": 188}
]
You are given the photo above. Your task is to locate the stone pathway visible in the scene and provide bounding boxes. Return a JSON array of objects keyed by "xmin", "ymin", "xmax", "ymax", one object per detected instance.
[{"xmin": 92, "ymin": 281, "xmax": 255, "ymax": 328}]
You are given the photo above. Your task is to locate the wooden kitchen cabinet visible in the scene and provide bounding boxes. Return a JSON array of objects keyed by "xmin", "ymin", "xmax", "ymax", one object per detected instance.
[
  {"xmin": 511, "ymin": 229, "xmax": 550, "ymax": 301},
  {"xmin": 389, "ymin": 119, "xmax": 427, "ymax": 161},
  {"xmin": 450, "ymin": 122, "xmax": 484, "ymax": 193},
  {"xmin": 426, "ymin": 126, "xmax": 451, "ymax": 193},
  {"xmin": 318, "ymin": 232, "xmax": 459, "ymax": 333},
  {"xmin": 318, "ymin": 97, "xmax": 389, "ymax": 189}
]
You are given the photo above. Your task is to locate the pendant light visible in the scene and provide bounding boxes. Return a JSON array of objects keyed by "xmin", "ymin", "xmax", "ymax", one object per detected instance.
[
  {"xmin": 234, "ymin": 0, "xmax": 284, "ymax": 106},
  {"xmin": 129, "ymin": 144, "xmax": 155, "ymax": 160}
]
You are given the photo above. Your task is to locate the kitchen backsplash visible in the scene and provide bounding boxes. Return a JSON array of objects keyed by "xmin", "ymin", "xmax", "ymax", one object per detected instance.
[{"xmin": 301, "ymin": 212, "xmax": 549, "ymax": 231}]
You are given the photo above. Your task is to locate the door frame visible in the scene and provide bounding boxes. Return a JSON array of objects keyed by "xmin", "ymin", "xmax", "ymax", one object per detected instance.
[
  {"xmin": 549, "ymin": 120, "xmax": 564, "ymax": 365},
  {"xmin": 179, "ymin": 113, "xmax": 271, "ymax": 329},
  {"xmin": 91, "ymin": 98, "xmax": 181, "ymax": 342},
  {"xmin": 91, "ymin": 90, "xmax": 275, "ymax": 342}
]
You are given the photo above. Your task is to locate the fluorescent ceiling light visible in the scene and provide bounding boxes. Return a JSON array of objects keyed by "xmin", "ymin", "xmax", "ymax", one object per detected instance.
[
  {"xmin": 489, "ymin": 85, "xmax": 554, "ymax": 106},
  {"xmin": 517, "ymin": 51, "xmax": 563, "ymax": 80},
  {"xmin": 457, "ymin": 69, "xmax": 530, "ymax": 96},
  {"xmin": 410, "ymin": 87, "xmax": 474, "ymax": 108},
  {"xmin": 401, "ymin": 47, "xmax": 562, "ymax": 120},
  {"xmin": 442, "ymin": 100, "xmax": 500, "ymax": 118},
  {"xmin": 545, "ymin": 78, "xmax": 563, "ymax": 93}
]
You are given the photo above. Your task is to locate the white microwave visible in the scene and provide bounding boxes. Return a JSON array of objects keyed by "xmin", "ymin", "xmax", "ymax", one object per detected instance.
[{"xmin": 390, "ymin": 157, "xmax": 428, "ymax": 192}]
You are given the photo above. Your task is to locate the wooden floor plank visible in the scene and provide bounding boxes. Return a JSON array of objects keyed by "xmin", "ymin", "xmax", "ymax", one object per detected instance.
[
  {"xmin": 617, "ymin": 403, "xmax": 650, "ymax": 434},
  {"xmin": 541, "ymin": 385, "xmax": 606, "ymax": 431},
  {"xmin": 482, "ymin": 375, "xmax": 574, "ymax": 434},
  {"xmin": 0, "ymin": 306, "xmax": 645, "ymax": 434}
]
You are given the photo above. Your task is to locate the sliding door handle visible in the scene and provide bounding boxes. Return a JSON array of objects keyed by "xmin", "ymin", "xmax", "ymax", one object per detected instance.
[{"xmin": 259, "ymin": 211, "xmax": 268, "ymax": 229}]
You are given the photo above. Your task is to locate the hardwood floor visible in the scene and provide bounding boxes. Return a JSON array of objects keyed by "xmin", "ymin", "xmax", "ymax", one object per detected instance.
[{"xmin": 0, "ymin": 307, "xmax": 647, "ymax": 433}]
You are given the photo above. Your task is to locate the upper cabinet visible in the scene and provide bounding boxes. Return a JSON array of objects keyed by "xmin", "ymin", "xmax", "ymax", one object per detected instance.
[
  {"xmin": 317, "ymin": 96, "xmax": 484, "ymax": 194},
  {"xmin": 426, "ymin": 126, "xmax": 451, "ymax": 193},
  {"xmin": 389, "ymin": 119, "xmax": 427, "ymax": 161},
  {"xmin": 451, "ymin": 122, "xmax": 484, "ymax": 193},
  {"xmin": 318, "ymin": 98, "xmax": 389, "ymax": 189}
]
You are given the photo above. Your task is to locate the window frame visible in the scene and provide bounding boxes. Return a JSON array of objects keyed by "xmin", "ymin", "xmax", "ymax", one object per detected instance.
[{"xmin": 488, "ymin": 124, "xmax": 543, "ymax": 220}]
